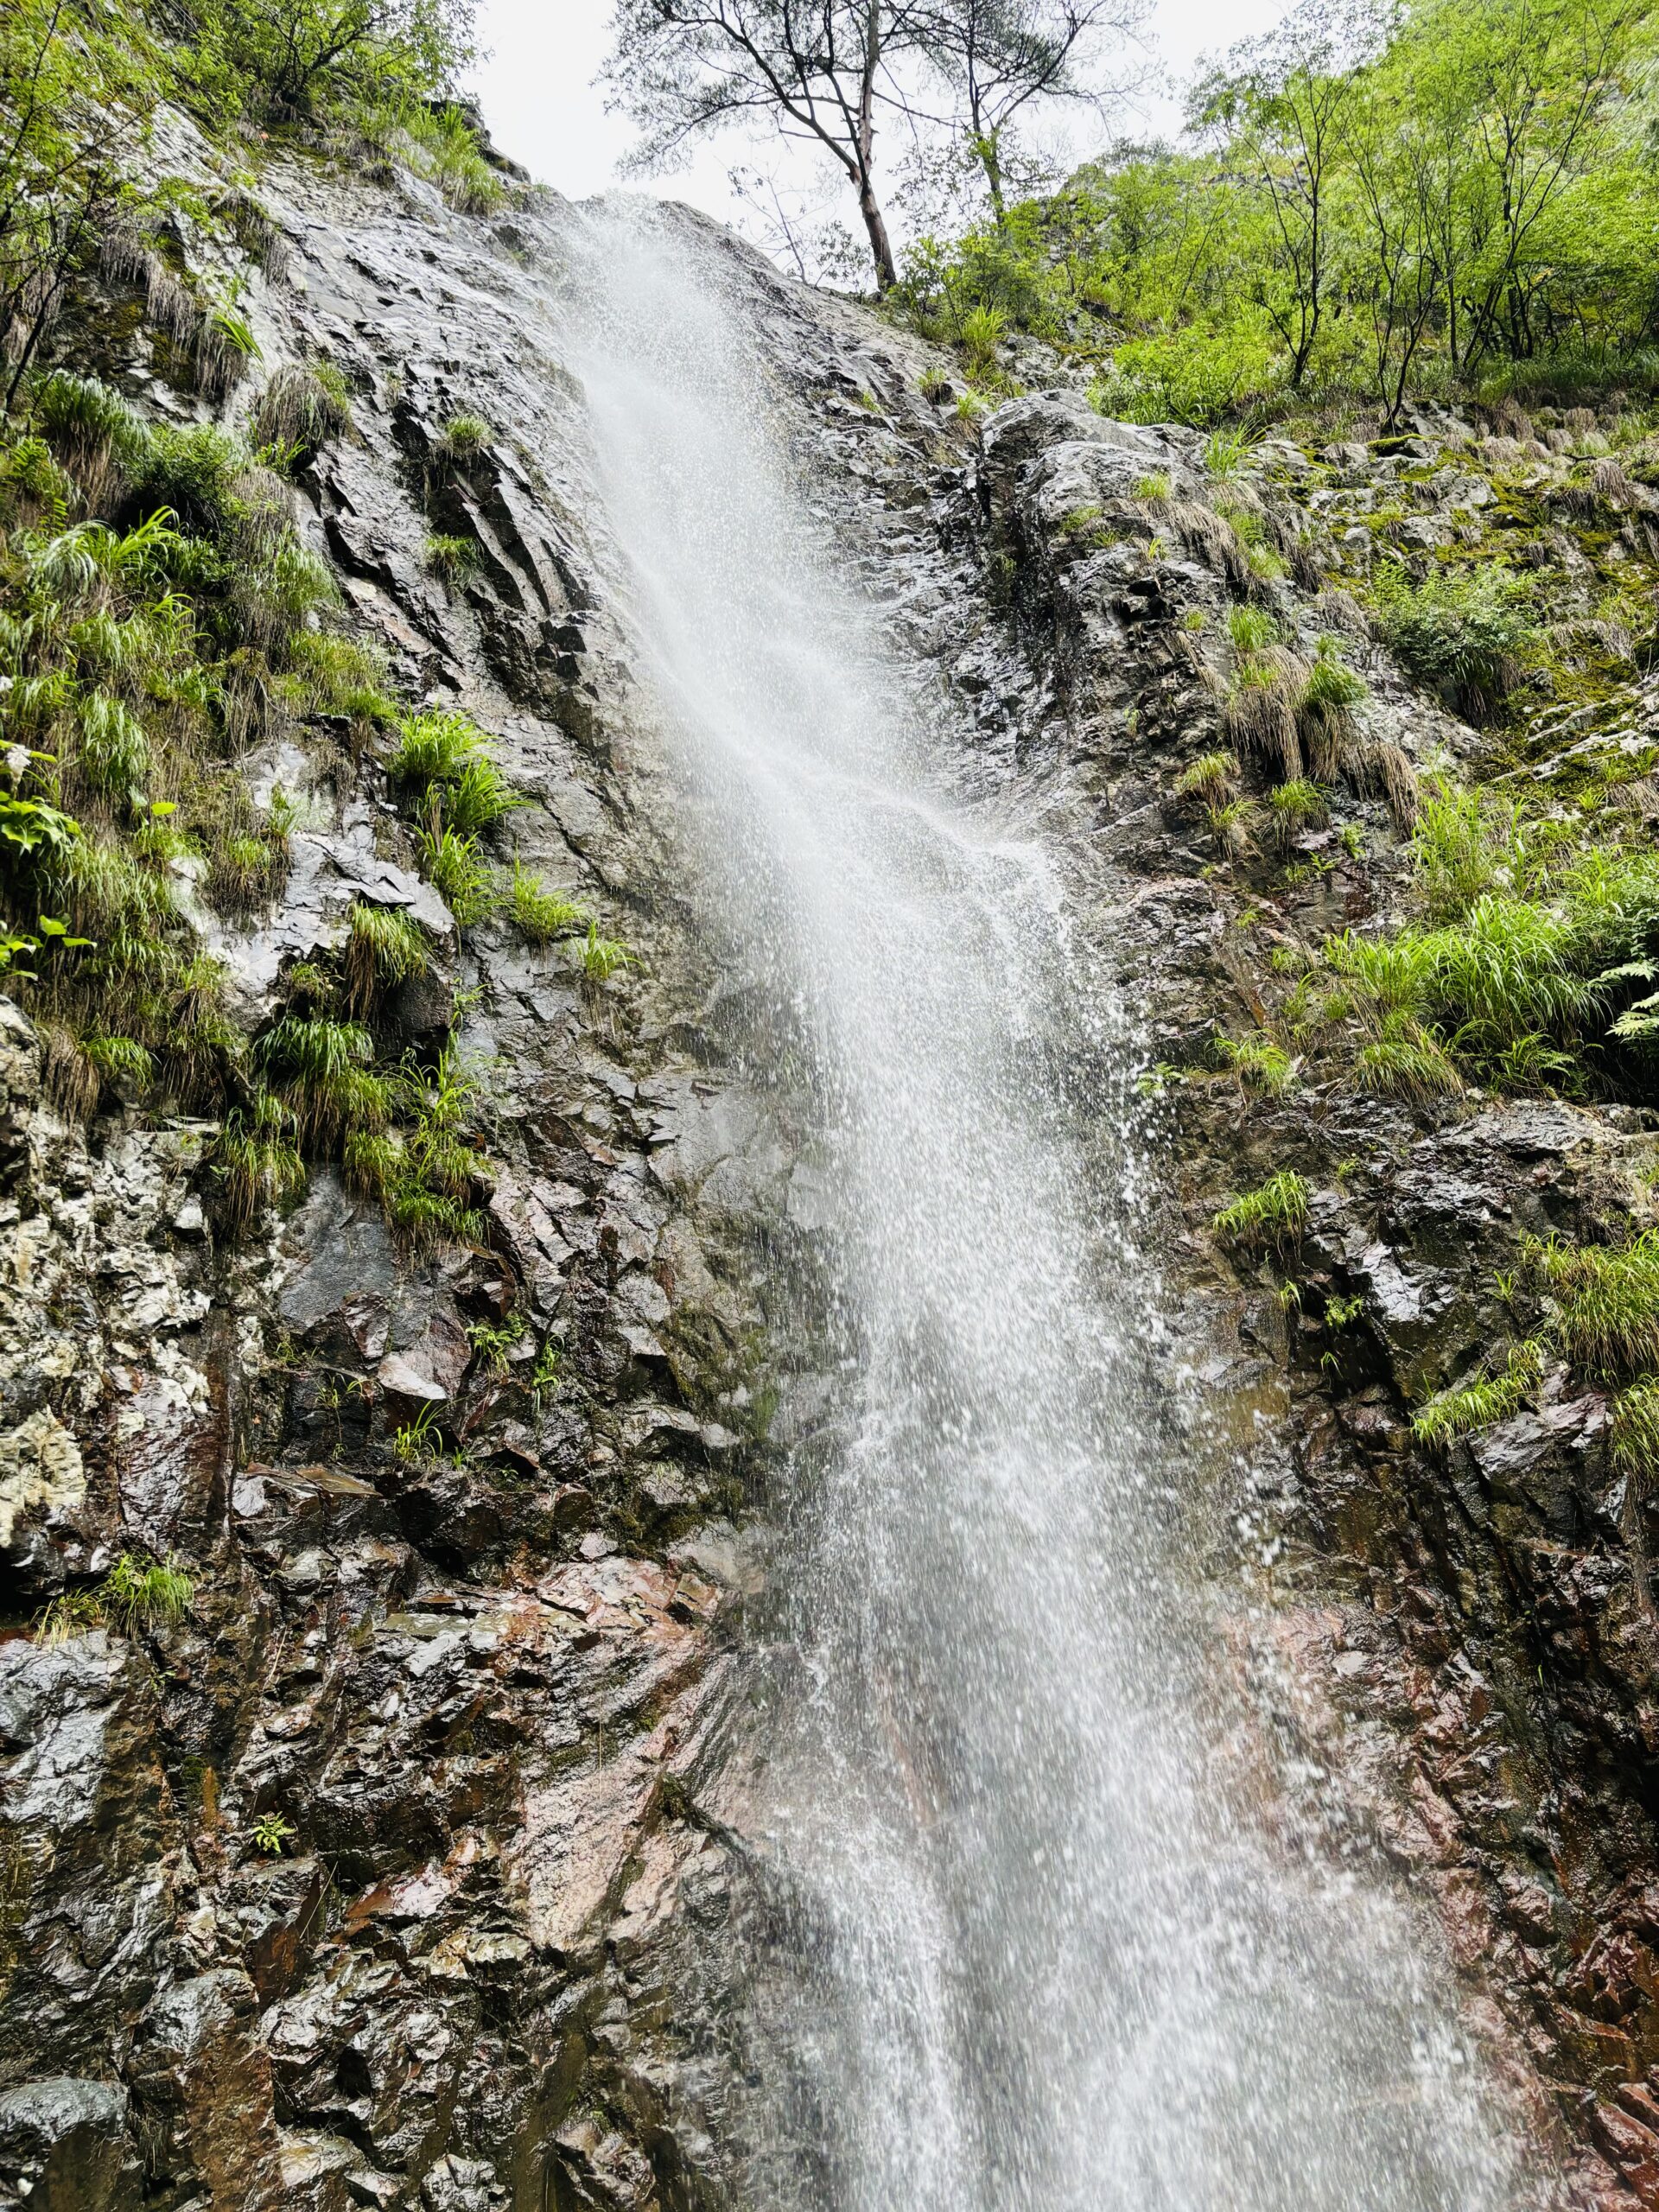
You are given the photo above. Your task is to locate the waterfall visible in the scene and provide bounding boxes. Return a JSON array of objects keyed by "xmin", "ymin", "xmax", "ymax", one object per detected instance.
[{"xmin": 561, "ymin": 203, "xmax": 1533, "ymax": 2212}]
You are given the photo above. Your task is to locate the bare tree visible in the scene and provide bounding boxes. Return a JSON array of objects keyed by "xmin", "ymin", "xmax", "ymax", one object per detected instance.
[
  {"xmin": 904, "ymin": 0, "xmax": 1146, "ymax": 218},
  {"xmin": 602, "ymin": 0, "xmax": 912, "ymax": 289}
]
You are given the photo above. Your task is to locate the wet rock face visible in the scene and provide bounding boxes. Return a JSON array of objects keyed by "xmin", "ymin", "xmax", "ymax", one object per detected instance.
[{"xmin": 0, "ymin": 137, "xmax": 797, "ymax": 2212}]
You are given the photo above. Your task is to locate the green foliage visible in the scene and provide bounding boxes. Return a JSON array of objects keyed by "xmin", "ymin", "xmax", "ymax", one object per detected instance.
[
  {"xmin": 416, "ymin": 823, "xmax": 494, "ymax": 925},
  {"xmin": 1370, "ymin": 565, "xmax": 1536, "ymax": 726},
  {"xmin": 105, "ymin": 1550, "xmax": 193, "ymax": 1629},
  {"xmin": 1214, "ymin": 1031, "xmax": 1295, "ymax": 1094},
  {"xmin": 348, "ymin": 1039, "xmax": 486, "ymax": 1249},
  {"xmin": 1173, "ymin": 750, "xmax": 1238, "ymax": 801},
  {"xmin": 505, "ymin": 860, "xmax": 585, "ymax": 944},
  {"xmin": 1529, "ymin": 1229, "xmax": 1659, "ymax": 1378},
  {"xmin": 435, "ymin": 411, "xmax": 491, "ymax": 462},
  {"xmin": 344, "ymin": 899, "xmax": 429, "ymax": 1014},
  {"xmin": 251, "ymin": 1810, "xmax": 296, "ymax": 1857},
  {"xmin": 467, "ymin": 1311, "xmax": 526, "ymax": 1373},
  {"xmin": 254, "ymin": 1014, "xmax": 386, "ymax": 1144},
  {"xmin": 213, "ymin": 1088, "xmax": 305, "ymax": 1232},
  {"xmin": 893, "ymin": 0, "xmax": 1659, "ymax": 423},
  {"xmin": 186, "ymin": 0, "xmax": 479, "ymax": 127},
  {"xmin": 1611, "ymin": 1376, "xmax": 1659, "ymax": 1486},
  {"xmin": 576, "ymin": 919, "xmax": 633, "ymax": 982},
  {"xmin": 1212, "ymin": 1167, "xmax": 1310, "ymax": 1249},
  {"xmin": 423, "ymin": 532, "xmax": 476, "ymax": 579},
  {"xmin": 251, "ymin": 362, "xmax": 351, "ymax": 457},
  {"xmin": 1412, "ymin": 1341, "xmax": 1543, "ymax": 1444}
]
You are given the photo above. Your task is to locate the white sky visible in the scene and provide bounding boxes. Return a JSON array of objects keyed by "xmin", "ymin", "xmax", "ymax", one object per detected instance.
[{"xmin": 466, "ymin": 0, "xmax": 1290, "ymax": 246}]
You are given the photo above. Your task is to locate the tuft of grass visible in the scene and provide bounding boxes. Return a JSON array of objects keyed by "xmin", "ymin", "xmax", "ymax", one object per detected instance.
[
  {"xmin": 105, "ymin": 1550, "xmax": 193, "ymax": 1629},
  {"xmin": 254, "ymin": 1014, "xmax": 388, "ymax": 1146},
  {"xmin": 424, "ymin": 532, "xmax": 477, "ymax": 580},
  {"xmin": 1353, "ymin": 1013, "xmax": 1465, "ymax": 1101},
  {"xmin": 1227, "ymin": 603, "xmax": 1279, "ymax": 655},
  {"xmin": 214, "ymin": 1088, "xmax": 306, "ymax": 1234},
  {"xmin": 1528, "ymin": 1230, "xmax": 1659, "ymax": 1379},
  {"xmin": 1174, "ymin": 750, "xmax": 1239, "ymax": 802},
  {"xmin": 1267, "ymin": 778, "xmax": 1329, "ymax": 854},
  {"xmin": 1611, "ymin": 1376, "xmax": 1659, "ymax": 1486},
  {"xmin": 1212, "ymin": 1167, "xmax": 1310, "ymax": 1249},
  {"xmin": 1134, "ymin": 470, "xmax": 1172, "ymax": 504},
  {"xmin": 1412, "ymin": 1341, "xmax": 1542, "ymax": 1444},
  {"xmin": 1214, "ymin": 1032, "xmax": 1295, "ymax": 1095},
  {"xmin": 250, "ymin": 363, "xmax": 351, "ymax": 458},
  {"xmin": 576, "ymin": 920, "xmax": 633, "ymax": 982},
  {"xmin": 505, "ymin": 860, "xmax": 586, "ymax": 944},
  {"xmin": 344, "ymin": 900, "xmax": 429, "ymax": 1016},
  {"xmin": 416, "ymin": 823, "xmax": 495, "ymax": 925},
  {"xmin": 435, "ymin": 411, "xmax": 492, "ymax": 462},
  {"xmin": 1204, "ymin": 428, "xmax": 1256, "ymax": 480}
]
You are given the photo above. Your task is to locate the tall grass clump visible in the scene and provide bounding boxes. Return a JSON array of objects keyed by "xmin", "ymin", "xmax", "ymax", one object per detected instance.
[{"xmin": 1212, "ymin": 1167, "xmax": 1310, "ymax": 1249}]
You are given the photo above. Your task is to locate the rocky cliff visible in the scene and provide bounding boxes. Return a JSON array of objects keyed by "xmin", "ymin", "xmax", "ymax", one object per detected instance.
[{"xmin": 5, "ymin": 89, "xmax": 1659, "ymax": 2212}]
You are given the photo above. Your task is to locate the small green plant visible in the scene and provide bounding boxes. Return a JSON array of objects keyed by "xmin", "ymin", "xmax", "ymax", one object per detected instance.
[
  {"xmin": 436, "ymin": 411, "xmax": 491, "ymax": 462},
  {"xmin": 1611, "ymin": 1376, "xmax": 1659, "ymax": 1485},
  {"xmin": 1212, "ymin": 1168, "xmax": 1310, "ymax": 1249},
  {"xmin": 393, "ymin": 1401, "xmax": 442, "ymax": 1462},
  {"xmin": 467, "ymin": 1311, "xmax": 527, "ymax": 1374},
  {"xmin": 1204, "ymin": 427, "xmax": 1257, "ymax": 479},
  {"xmin": 1227, "ymin": 603, "xmax": 1279, "ymax": 655},
  {"xmin": 1371, "ymin": 563, "xmax": 1535, "ymax": 726},
  {"xmin": 1174, "ymin": 752, "xmax": 1239, "ymax": 801},
  {"xmin": 105, "ymin": 1551, "xmax": 193, "ymax": 1630},
  {"xmin": 1134, "ymin": 470, "xmax": 1172, "ymax": 503},
  {"xmin": 252, "ymin": 1810, "xmax": 296, "ymax": 1857},
  {"xmin": 506, "ymin": 860, "xmax": 586, "ymax": 944},
  {"xmin": 1528, "ymin": 1230, "xmax": 1659, "ymax": 1378},
  {"xmin": 577, "ymin": 920, "xmax": 634, "ymax": 981},
  {"xmin": 1324, "ymin": 1292, "xmax": 1364, "ymax": 1329},
  {"xmin": 344, "ymin": 900, "xmax": 429, "ymax": 1015},
  {"xmin": 1267, "ymin": 779, "xmax": 1329, "ymax": 854},
  {"xmin": 424, "ymin": 532, "xmax": 477, "ymax": 579},
  {"xmin": 529, "ymin": 1335, "xmax": 563, "ymax": 1407},
  {"xmin": 1214, "ymin": 1033, "xmax": 1296, "ymax": 1096},
  {"xmin": 1412, "ymin": 1342, "xmax": 1542, "ymax": 1444},
  {"xmin": 918, "ymin": 366, "xmax": 952, "ymax": 403},
  {"xmin": 960, "ymin": 303, "xmax": 1006, "ymax": 373},
  {"xmin": 416, "ymin": 823, "xmax": 495, "ymax": 925}
]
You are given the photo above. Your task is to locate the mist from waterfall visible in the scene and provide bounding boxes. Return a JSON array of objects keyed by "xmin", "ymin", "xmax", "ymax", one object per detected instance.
[{"xmin": 561, "ymin": 202, "xmax": 1534, "ymax": 2212}]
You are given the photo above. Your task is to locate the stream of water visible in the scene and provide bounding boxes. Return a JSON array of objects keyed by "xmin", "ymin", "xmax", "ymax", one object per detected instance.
[{"xmin": 564, "ymin": 205, "xmax": 1531, "ymax": 2212}]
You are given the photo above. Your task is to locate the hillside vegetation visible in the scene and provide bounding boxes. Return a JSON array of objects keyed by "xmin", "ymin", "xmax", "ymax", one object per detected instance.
[{"xmin": 899, "ymin": 0, "xmax": 1659, "ymax": 428}]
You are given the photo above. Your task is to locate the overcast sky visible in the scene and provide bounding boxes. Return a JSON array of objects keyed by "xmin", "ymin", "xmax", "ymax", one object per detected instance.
[{"xmin": 465, "ymin": 0, "xmax": 1291, "ymax": 247}]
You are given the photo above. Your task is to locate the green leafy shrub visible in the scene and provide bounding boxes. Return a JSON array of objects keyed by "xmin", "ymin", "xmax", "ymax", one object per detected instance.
[{"xmin": 1371, "ymin": 565, "xmax": 1535, "ymax": 726}]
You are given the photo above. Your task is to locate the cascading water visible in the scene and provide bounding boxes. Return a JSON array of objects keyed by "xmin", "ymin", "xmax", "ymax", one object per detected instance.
[{"xmin": 562, "ymin": 203, "xmax": 1536, "ymax": 2212}]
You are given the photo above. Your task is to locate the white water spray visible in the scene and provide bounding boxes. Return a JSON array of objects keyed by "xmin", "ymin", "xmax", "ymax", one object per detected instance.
[{"xmin": 563, "ymin": 204, "xmax": 1533, "ymax": 2212}]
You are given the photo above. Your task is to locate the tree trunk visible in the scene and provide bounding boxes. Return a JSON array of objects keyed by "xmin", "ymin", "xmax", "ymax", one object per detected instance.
[{"xmin": 858, "ymin": 174, "xmax": 898, "ymax": 292}]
